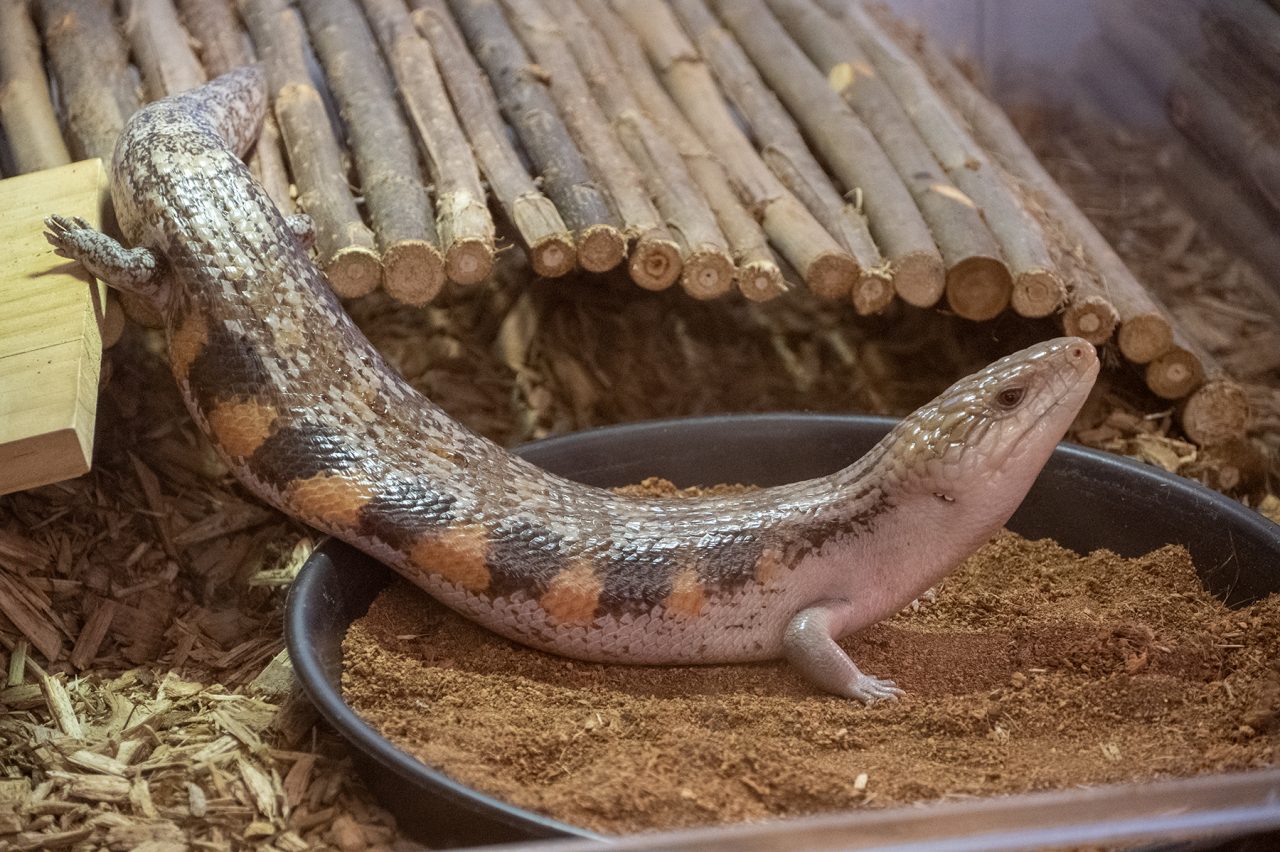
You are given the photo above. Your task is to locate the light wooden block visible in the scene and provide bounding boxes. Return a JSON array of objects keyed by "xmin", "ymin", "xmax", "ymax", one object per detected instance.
[{"xmin": 0, "ymin": 159, "xmax": 109, "ymax": 495}]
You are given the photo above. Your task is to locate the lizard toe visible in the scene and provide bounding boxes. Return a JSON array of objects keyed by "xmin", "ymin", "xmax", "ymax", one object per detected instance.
[{"xmin": 849, "ymin": 674, "xmax": 904, "ymax": 704}]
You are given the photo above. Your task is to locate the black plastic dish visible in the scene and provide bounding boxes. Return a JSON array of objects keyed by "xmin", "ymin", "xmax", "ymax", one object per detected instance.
[{"xmin": 285, "ymin": 413, "xmax": 1280, "ymax": 848}]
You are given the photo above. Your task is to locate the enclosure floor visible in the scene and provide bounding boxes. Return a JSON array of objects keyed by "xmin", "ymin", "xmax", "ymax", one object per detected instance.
[{"xmin": 3, "ymin": 108, "xmax": 1279, "ymax": 849}]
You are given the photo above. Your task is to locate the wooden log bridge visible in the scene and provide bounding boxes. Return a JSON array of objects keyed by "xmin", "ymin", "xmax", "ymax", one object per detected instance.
[{"xmin": 0, "ymin": 0, "xmax": 1254, "ymax": 449}]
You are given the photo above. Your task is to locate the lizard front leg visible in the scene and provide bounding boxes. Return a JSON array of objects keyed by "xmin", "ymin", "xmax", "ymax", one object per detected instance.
[
  {"xmin": 44, "ymin": 215, "xmax": 163, "ymax": 301},
  {"xmin": 783, "ymin": 599, "xmax": 905, "ymax": 703}
]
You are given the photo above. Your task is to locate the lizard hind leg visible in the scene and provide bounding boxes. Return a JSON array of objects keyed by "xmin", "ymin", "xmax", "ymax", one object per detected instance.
[
  {"xmin": 782, "ymin": 599, "xmax": 906, "ymax": 703},
  {"xmin": 44, "ymin": 215, "xmax": 164, "ymax": 302}
]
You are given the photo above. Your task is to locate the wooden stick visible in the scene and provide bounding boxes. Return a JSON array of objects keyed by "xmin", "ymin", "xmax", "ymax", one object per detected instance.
[
  {"xmin": 175, "ymin": 0, "xmax": 252, "ymax": 75},
  {"xmin": 795, "ymin": 1, "xmax": 1063, "ymax": 320},
  {"xmin": 611, "ymin": 0, "xmax": 858, "ymax": 301},
  {"xmin": 1031, "ymin": 49, "xmax": 1140, "ymax": 345},
  {"xmin": 951, "ymin": 48, "xmax": 1120, "ymax": 340},
  {"xmin": 1157, "ymin": 144, "xmax": 1280, "ymax": 316},
  {"xmin": 35, "ymin": 0, "xmax": 139, "ymax": 163},
  {"xmin": 239, "ymin": 0, "xmax": 382, "ymax": 298},
  {"xmin": 1202, "ymin": 0, "xmax": 1280, "ymax": 86},
  {"xmin": 1097, "ymin": 3, "xmax": 1280, "ymax": 218},
  {"xmin": 361, "ymin": 0, "xmax": 495, "ymax": 286},
  {"xmin": 39, "ymin": 674, "xmax": 83, "ymax": 738},
  {"xmin": 1180, "ymin": 378, "xmax": 1250, "ymax": 447},
  {"xmin": 1084, "ymin": 12, "xmax": 1278, "ymax": 366},
  {"xmin": 1058, "ymin": 293, "xmax": 1119, "ymax": 345},
  {"xmin": 1128, "ymin": 0, "xmax": 1206, "ymax": 52},
  {"xmin": 446, "ymin": 0, "xmax": 625, "ymax": 273},
  {"xmin": 120, "ymin": 0, "xmax": 207, "ymax": 100},
  {"xmin": 299, "ymin": 0, "xmax": 445, "ymax": 305},
  {"xmin": 7, "ymin": 638, "xmax": 29, "ymax": 685},
  {"xmin": 503, "ymin": 0, "xmax": 678, "ymax": 291},
  {"xmin": 175, "ymin": 0, "xmax": 296, "ymax": 214},
  {"xmin": 69, "ymin": 598, "xmax": 117, "ymax": 670},
  {"xmin": 671, "ymin": 0, "xmax": 891, "ymax": 311},
  {"xmin": 245, "ymin": 88, "xmax": 294, "ymax": 216},
  {"xmin": 0, "ymin": 0, "xmax": 72, "ymax": 173},
  {"xmin": 1085, "ymin": 71, "xmax": 1232, "ymax": 404},
  {"xmin": 1145, "ymin": 337, "xmax": 1207, "ymax": 400},
  {"xmin": 750, "ymin": 0, "xmax": 958, "ymax": 311},
  {"xmin": 575, "ymin": 0, "xmax": 783, "ymax": 300},
  {"xmin": 667, "ymin": 0, "xmax": 880, "ymax": 292},
  {"xmin": 1165, "ymin": 60, "xmax": 1280, "ymax": 218},
  {"xmin": 814, "ymin": 1, "xmax": 1013, "ymax": 319},
  {"xmin": 548, "ymin": 0, "xmax": 732, "ymax": 298},
  {"xmin": 754, "ymin": 147, "xmax": 890, "ymax": 311},
  {"xmin": 1092, "ymin": 2, "xmax": 1180, "ymax": 92},
  {"xmin": 121, "ymin": 0, "xmax": 236, "ymax": 321},
  {"xmin": 35, "ymin": 0, "xmax": 152, "ymax": 332},
  {"xmin": 501, "ymin": 0, "xmax": 681, "ymax": 291},
  {"xmin": 410, "ymin": 1, "xmax": 575, "ymax": 278},
  {"xmin": 887, "ymin": 11, "xmax": 1176, "ymax": 358},
  {"xmin": 706, "ymin": 0, "xmax": 951, "ymax": 313},
  {"xmin": 1080, "ymin": 36, "xmax": 1280, "ymax": 324},
  {"xmin": 1076, "ymin": 35, "xmax": 1168, "ymax": 128}
]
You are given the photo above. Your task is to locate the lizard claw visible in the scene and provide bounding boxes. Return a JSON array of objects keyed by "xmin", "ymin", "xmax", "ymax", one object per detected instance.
[
  {"xmin": 45, "ymin": 213, "xmax": 81, "ymax": 234},
  {"xmin": 848, "ymin": 674, "xmax": 905, "ymax": 704},
  {"xmin": 44, "ymin": 215, "xmax": 84, "ymax": 258}
]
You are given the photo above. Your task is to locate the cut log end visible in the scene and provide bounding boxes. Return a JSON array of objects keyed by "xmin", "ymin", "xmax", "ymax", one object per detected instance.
[
  {"xmin": 445, "ymin": 238, "xmax": 496, "ymax": 286},
  {"xmin": 680, "ymin": 249, "xmax": 736, "ymax": 300},
  {"xmin": 1180, "ymin": 378, "xmax": 1250, "ymax": 446},
  {"xmin": 891, "ymin": 250, "xmax": 946, "ymax": 308},
  {"xmin": 1010, "ymin": 268, "xmax": 1067, "ymax": 318},
  {"xmin": 510, "ymin": 193, "xmax": 576, "ymax": 276},
  {"xmin": 529, "ymin": 234, "xmax": 578, "ymax": 278},
  {"xmin": 1190, "ymin": 438, "xmax": 1266, "ymax": 494},
  {"xmin": 324, "ymin": 247, "xmax": 383, "ymax": 299},
  {"xmin": 736, "ymin": 259, "xmax": 788, "ymax": 302},
  {"xmin": 577, "ymin": 225, "xmax": 627, "ymax": 273},
  {"xmin": 804, "ymin": 251, "xmax": 860, "ymax": 301},
  {"xmin": 852, "ymin": 270, "xmax": 896, "ymax": 316},
  {"xmin": 1062, "ymin": 294, "xmax": 1120, "ymax": 344},
  {"xmin": 382, "ymin": 241, "xmax": 446, "ymax": 306},
  {"xmin": 1145, "ymin": 347, "xmax": 1206, "ymax": 400},
  {"xmin": 1118, "ymin": 314, "xmax": 1175, "ymax": 365},
  {"xmin": 628, "ymin": 235, "xmax": 683, "ymax": 291},
  {"xmin": 944, "ymin": 256, "xmax": 1013, "ymax": 321}
]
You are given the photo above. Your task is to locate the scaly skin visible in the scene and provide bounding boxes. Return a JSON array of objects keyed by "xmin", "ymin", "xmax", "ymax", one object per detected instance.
[{"xmin": 44, "ymin": 68, "xmax": 1099, "ymax": 702}]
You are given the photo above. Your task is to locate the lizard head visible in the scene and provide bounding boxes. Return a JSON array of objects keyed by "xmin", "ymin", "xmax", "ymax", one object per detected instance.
[{"xmin": 888, "ymin": 337, "xmax": 1099, "ymax": 508}]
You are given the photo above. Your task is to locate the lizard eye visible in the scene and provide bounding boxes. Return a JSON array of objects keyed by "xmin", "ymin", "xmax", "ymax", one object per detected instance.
[{"xmin": 995, "ymin": 386, "xmax": 1026, "ymax": 409}]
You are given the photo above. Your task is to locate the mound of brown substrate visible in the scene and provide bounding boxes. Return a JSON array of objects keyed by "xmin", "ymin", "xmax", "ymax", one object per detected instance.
[{"xmin": 342, "ymin": 486, "xmax": 1279, "ymax": 836}]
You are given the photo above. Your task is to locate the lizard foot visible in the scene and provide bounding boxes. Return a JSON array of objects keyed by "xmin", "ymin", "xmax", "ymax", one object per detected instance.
[
  {"xmin": 844, "ymin": 673, "xmax": 905, "ymax": 704},
  {"xmin": 43, "ymin": 214, "xmax": 162, "ymax": 297},
  {"xmin": 44, "ymin": 214, "xmax": 96, "ymax": 261},
  {"xmin": 783, "ymin": 600, "xmax": 908, "ymax": 703}
]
